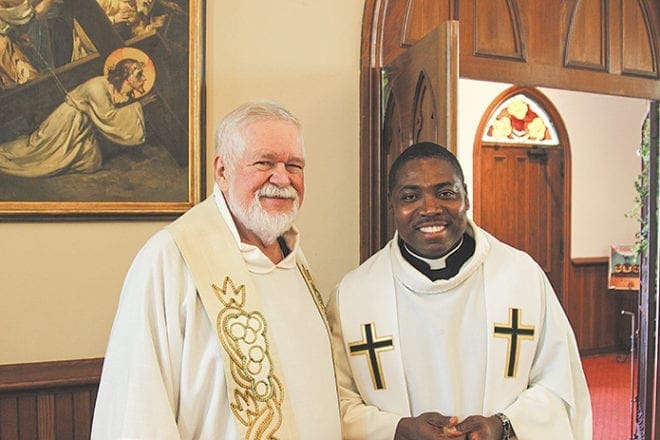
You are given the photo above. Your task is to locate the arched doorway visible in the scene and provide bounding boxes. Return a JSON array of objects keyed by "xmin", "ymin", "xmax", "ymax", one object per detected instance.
[{"xmin": 473, "ymin": 86, "xmax": 570, "ymax": 302}]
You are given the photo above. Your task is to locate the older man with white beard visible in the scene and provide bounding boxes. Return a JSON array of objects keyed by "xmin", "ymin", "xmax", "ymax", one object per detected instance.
[{"xmin": 92, "ymin": 100, "xmax": 342, "ymax": 439}]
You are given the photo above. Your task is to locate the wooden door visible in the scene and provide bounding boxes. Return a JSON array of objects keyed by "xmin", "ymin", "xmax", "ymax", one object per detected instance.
[
  {"xmin": 378, "ymin": 21, "xmax": 459, "ymax": 246},
  {"xmin": 474, "ymin": 87, "xmax": 569, "ymax": 298},
  {"xmin": 477, "ymin": 144, "xmax": 565, "ymax": 294}
]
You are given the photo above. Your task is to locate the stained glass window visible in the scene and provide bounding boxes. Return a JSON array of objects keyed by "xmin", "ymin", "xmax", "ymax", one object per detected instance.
[{"xmin": 482, "ymin": 93, "xmax": 559, "ymax": 145}]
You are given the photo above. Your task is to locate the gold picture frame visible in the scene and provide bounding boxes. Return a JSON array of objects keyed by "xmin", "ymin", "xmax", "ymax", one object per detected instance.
[{"xmin": 0, "ymin": 0, "xmax": 204, "ymax": 217}]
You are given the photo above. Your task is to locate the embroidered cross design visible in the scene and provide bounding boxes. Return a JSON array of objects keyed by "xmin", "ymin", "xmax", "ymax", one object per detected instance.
[
  {"xmin": 348, "ymin": 322, "xmax": 394, "ymax": 390},
  {"xmin": 494, "ymin": 308, "xmax": 535, "ymax": 377}
]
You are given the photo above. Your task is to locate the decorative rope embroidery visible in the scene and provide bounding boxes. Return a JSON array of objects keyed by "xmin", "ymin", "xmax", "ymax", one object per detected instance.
[
  {"xmin": 212, "ymin": 277, "xmax": 284, "ymax": 439},
  {"xmin": 297, "ymin": 263, "xmax": 325, "ymax": 315}
]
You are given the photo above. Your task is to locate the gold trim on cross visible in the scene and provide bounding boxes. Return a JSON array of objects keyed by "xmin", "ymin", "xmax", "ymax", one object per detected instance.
[
  {"xmin": 348, "ymin": 322, "xmax": 394, "ymax": 390},
  {"xmin": 493, "ymin": 308, "xmax": 535, "ymax": 378}
]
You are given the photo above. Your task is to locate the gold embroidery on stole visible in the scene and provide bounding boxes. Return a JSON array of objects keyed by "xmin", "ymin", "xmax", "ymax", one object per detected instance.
[
  {"xmin": 297, "ymin": 262, "xmax": 326, "ymax": 315},
  {"xmin": 212, "ymin": 277, "xmax": 285, "ymax": 438}
]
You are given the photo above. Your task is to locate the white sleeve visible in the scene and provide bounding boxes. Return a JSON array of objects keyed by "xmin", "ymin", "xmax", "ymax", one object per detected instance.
[
  {"xmin": 327, "ymin": 288, "xmax": 402, "ymax": 440},
  {"xmin": 91, "ymin": 231, "xmax": 197, "ymax": 440},
  {"xmin": 504, "ymin": 275, "xmax": 593, "ymax": 440}
]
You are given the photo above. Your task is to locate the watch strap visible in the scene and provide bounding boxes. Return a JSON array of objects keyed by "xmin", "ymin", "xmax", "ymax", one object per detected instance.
[{"xmin": 494, "ymin": 412, "xmax": 513, "ymax": 439}]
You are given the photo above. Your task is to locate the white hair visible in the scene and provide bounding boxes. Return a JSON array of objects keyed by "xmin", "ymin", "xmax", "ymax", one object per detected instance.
[{"xmin": 214, "ymin": 99, "xmax": 304, "ymax": 171}]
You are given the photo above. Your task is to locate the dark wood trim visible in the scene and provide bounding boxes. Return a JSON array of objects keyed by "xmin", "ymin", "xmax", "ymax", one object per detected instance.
[
  {"xmin": 360, "ymin": 0, "xmax": 384, "ymax": 262},
  {"xmin": 0, "ymin": 358, "xmax": 103, "ymax": 393},
  {"xmin": 571, "ymin": 256, "xmax": 609, "ymax": 265},
  {"xmin": 400, "ymin": 0, "xmax": 415, "ymax": 48},
  {"xmin": 0, "ymin": 358, "xmax": 102, "ymax": 440},
  {"xmin": 580, "ymin": 345, "xmax": 629, "ymax": 358},
  {"xmin": 650, "ymin": 99, "xmax": 659, "ymax": 440},
  {"xmin": 459, "ymin": 56, "xmax": 660, "ymax": 101}
]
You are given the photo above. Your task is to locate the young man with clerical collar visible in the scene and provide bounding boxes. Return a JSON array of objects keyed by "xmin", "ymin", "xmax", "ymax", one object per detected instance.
[
  {"xmin": 92, "ymin": 100, "xmax": 342, "ymax": 439},
  {"xmin": 328, "ymin": 142, "xmax": 592, "ymax": 439}
]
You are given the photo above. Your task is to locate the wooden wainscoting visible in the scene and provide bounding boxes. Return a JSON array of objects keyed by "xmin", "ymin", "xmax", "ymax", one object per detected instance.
[
  {"xmin": 0, "ymin": 358, "xmax": 102, "ymax": 440},
  {"xmin": 566, "ymin": 258, "xmax": 638, "ymax": 356}
]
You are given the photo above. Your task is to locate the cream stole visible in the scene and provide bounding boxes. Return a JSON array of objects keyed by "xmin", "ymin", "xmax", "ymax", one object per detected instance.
[
  {"xmin": 167, "ymin": 197, "xmax": 327, "ymax": 439},
  {"xmin": 337, "ymin": 234, "xmax": 542, "ymax": 416}
]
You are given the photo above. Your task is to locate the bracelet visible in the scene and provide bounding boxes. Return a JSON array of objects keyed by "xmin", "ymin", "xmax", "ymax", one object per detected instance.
[{"xmin": 494, "ymin": 412, "xmax": 513, "ymax": 439}]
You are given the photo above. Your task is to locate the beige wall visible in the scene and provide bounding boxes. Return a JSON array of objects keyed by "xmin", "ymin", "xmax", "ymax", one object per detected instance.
[
  {"xmin": 205, "ymin": 0, "xmax": 363, "ymax": 291},
  {"xmin": 540, "ymin": 89, "xmax": 647, "ymax": 258},
  {"xmin": 0, "ymin": 0, "xmax": 363, "ymax": 365}
]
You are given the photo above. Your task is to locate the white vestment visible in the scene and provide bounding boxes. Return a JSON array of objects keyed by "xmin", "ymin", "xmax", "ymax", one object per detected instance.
[
  {"xmin": 92, "ymin": 186, "xmax": 342, "ymax": 439},
  {"xmin": 328, "ymin": 221, "xmax": 592, "ymax": 440}
]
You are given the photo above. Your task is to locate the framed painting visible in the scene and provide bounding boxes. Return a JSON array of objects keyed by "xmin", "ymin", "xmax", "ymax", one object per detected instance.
[{"xmin": 0, "ymin": 0, "xmax": 204, "ymax": 217}]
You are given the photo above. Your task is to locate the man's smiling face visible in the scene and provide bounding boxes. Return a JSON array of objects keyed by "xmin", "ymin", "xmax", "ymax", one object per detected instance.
[
  {"xmin": 390, "ymin": 157, "xmax": 469, "ymax": 258},
  {"xmin": 216, "ymin": 118, "xmax": 305, "ymax": 246}
]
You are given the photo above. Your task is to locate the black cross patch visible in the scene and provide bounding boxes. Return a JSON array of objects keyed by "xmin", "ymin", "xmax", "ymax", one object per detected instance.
[
  {"xmin": 348, "ymin": 322, "xmax": 394, "ymax": 390},
  {"xmin": 494, "ymin": 308, "xmax": 535, "ymax": 377}
]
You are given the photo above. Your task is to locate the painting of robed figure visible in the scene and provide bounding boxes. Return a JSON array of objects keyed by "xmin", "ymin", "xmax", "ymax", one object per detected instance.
[{"xmin": 0, "ymin": 0, "xmax": 203, "ymax": 216}]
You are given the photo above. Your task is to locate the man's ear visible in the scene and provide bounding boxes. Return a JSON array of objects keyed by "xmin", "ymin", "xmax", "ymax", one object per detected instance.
[{"xmin": 214, "ymin": 156, "xmax": 229, "ymax": 191}]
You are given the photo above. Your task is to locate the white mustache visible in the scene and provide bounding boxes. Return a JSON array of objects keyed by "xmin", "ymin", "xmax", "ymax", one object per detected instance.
[{"xmin": 257, "ymin": 184, "xmax": 298, "ymax": 200}]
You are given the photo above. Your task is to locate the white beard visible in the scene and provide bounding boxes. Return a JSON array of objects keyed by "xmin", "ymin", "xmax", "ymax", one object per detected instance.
[{"xmin": 226, "ymin": 183, "xmax": 299, "ymax": 246}]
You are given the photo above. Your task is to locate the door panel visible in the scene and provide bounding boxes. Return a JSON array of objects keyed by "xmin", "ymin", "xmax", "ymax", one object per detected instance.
[
  {"xmin": 478, "ymin": 145, "xmax": 564, "ymax": 293},
  {"xmin": 412, "ymin": 72, "xmax": 438, "ymax": 143},
  {"xmin": 379, "ymin": 21, "xmax": 459, "ymax": 246}
]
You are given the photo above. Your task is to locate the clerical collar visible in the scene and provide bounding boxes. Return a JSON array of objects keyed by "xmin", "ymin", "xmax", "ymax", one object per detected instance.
[
  {"xmin": 404, "ymin": 236, "xmax": 463, "ymax": 270},
  {"xmin": 398, "ymin": 233, "xmax": 476, "ymax": 281}
]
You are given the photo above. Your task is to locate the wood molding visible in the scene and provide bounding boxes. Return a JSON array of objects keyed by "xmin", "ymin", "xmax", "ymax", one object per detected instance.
[
  {"xmin": 460, "ymin": 55, "xmax": 660, "ymax": 100},
  {"xmin": 0, "ymin": 358, "xmax": 103, "ymax": 393},
  {"xmin": 360, "ymin": 0, "xmax": 385, "ymax": 262},
  {"xmin": 0, "ymin": 358, "xmax": 102, "ymax": 439},
  {"xmin": 571, "ymin": 256, "xmax": 609, "ymax": 265},
  {"xmin": 580, "ymin": 345, "xmax": 629, "ymax": 357},
  {"xmin": 400, "ymin": 0, "xmax": 416, "ymax": 47}
]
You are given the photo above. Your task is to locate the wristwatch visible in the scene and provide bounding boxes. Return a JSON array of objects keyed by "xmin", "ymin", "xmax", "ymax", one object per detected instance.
[{"xmin": 494, "ymin": 412, "xmax": 513, "ymax": 439}]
